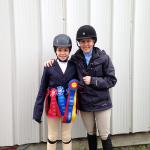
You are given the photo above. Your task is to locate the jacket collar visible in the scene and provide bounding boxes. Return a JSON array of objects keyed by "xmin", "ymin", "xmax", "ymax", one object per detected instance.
[
  {"xmin": 74, "ymin": 47, "xmax": 103, "ymax": 61},
  {"xmin": 53, "ymin": 60, "xmax": 72, "ymax": 77}
]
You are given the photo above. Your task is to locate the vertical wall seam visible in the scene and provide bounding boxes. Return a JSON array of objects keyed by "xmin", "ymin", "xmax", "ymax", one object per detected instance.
[
  {"xmin": 130, "ymin": 0, "xmax": 135, "ymax": 132},
  {"xmin": 37, "ymin": 0, "xmax": 43, "ymax": 140},
  {"xmin": 89, "ymin": 0, "xmax": 91, "ymax": 25},
  {"xmin": 9, "ymin": 0, "xmax": 16, "ymax": 145},
  {"xmin": 39, "ymin": 0, "xmax": 44, "ymax": 75},
  {"xmin": 110, "ymin": 0, "xmax": 114, "ymax": 59},
  {"xmin": 110, "ymin": 0, "xmax": 114, "ymax": 133},
  {"xmin": 62, "ymin": 0, "xmax": 67, "ymax": 33}
]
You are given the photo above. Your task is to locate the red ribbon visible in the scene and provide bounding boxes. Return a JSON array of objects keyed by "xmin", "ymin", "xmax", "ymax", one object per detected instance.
[{"xmin": 45, "ymin": 88, "xmax": 61, "ymax": 118}]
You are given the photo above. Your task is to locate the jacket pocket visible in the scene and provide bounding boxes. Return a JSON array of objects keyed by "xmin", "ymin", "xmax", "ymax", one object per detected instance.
[{"xmin": 85, "ymin": 86, "xmax": 109, "ymax": 100}]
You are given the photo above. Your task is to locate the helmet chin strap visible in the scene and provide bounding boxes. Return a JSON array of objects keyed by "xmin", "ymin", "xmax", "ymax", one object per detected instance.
[{"xmin": 76, "ymin": 41, "xmax": 80, "ymax": 48}]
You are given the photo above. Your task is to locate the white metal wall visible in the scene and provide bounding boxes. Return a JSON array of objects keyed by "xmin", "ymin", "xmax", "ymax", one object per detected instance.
[{"xmin": 0, "ymin": 0, "xmax": 150, "ymax": 146}]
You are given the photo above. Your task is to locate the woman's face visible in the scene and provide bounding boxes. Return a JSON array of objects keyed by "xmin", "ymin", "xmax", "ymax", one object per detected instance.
[
  {"xmin": 56, "ymin": 47, "xmax": 70, "ymax": 61},
  {"xmin": 79, "ymin": 38, "xmax": 95, "ymax": 53}
]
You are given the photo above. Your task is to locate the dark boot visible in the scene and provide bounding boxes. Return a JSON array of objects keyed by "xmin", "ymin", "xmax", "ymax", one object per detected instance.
[
  {"xmin": 87, "ymin": 134, "xmax": 97, "ymax": 150},
  {"xmin": 101, "ymin": 135, "xmax": 112, "ymax": 150}
]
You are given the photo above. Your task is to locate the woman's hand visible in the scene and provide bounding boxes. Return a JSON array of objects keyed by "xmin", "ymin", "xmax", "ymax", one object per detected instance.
[
  {"xmin": 83, "ymin": 76, "xmax": 91, "ymax": 85},
  {"xmin": 44, "ymin": 59, "xmax": 55, "ymax": 67}
]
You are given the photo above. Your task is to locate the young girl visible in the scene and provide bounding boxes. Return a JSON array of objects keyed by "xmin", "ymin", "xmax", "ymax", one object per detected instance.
[
  {"xmin": 71, "ymin": 25, "xmax": 117, "ymax": 150},
  {"xmin": 33, "ymin": 34, "xmax": 78, "ymax": 150},
  {"xmin": 45, "ymin": 25, "xmax": 117, "ymax": 150}
]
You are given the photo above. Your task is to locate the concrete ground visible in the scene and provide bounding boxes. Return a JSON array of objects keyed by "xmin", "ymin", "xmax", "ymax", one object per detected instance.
[
  {"xmin": 1, "ymin": 132, "xmax": 150, "ymax": 150},
  {"xmin": 17, "ymin": 132, "xmax": 150, "ymax": 150}
]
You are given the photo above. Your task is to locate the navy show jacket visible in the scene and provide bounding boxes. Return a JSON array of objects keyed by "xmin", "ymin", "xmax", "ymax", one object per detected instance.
[{"xmin": 33, "ymin": 60, "xmax": 77, "ymax": 123}]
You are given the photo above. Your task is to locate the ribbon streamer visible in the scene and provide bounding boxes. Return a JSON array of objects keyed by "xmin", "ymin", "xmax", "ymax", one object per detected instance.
[
  {"xmin": 57, "ymin": 86, "xmax": 66, "ymax": 116},
  {"xmin": 47, "ymin": 88, "xmax": 61, "ymax": 118}
]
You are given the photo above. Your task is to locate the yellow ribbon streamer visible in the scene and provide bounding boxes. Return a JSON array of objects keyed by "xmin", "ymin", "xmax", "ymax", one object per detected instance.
[{"xmin": 71, "ymin": 92, "xmax": 77, "ymax": 123}]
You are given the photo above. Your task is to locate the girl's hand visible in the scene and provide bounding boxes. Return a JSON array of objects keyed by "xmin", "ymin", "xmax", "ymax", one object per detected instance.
[
  {"xmin": 83, "ymin": 76, "xmax": 91, "ymax": 85},
  {"xmin": 44, "ymin": 59, "xmax": 55, "ymax": 67}
]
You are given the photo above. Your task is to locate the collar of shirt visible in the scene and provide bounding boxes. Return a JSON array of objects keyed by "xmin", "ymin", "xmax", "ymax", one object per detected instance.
[
  {"xmin": 57, "ymin": 59, "xmax": 68, "ymax": 74},
  {"xmin": 83, "ymin": 49, "xmax": 93, "ymax": 65}
]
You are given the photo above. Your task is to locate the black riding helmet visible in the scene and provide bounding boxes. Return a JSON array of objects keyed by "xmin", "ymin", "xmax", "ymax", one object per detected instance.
[
  {"xmin": 53, "ymin": 34, "xmax": 72, "ymax": 52},
  {"xmin": 76, "ymin": 25, "xmax": 97, "ymax": 43}
]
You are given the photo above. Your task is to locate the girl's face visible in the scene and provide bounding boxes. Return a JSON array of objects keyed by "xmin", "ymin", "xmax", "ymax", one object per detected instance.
[
  {"xmin": 56, "ymin": 47, "xmax": 70, "ymax": 61},
  {"xmin": 79, "ymin": 38, "xmax": 95, "ymax": 53}
]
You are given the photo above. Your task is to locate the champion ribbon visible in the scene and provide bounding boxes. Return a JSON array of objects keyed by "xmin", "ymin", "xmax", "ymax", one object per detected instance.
[
  {"xmin": 57, "ymin": 86, "xmax": 66, "ymax": 116},
  {"xmin": 47, "ymin": 88, "xmax": 61, "ymax": 118},
  {"xmin": 63, "ymin": 79, "xmax": 78, "ymax": 123}
]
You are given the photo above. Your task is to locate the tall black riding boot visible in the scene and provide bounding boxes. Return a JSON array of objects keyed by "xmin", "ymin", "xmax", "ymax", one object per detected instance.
[
  {"xmin": 87, "ymin": 134, "xmax": 97, "ymax": 150},
  {"xmin": 101, "ymin": 135, "xmax": 112, "ymax": 150}
]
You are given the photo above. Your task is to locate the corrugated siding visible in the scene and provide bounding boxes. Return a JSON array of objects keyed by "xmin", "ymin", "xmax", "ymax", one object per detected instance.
[
  {"xmin": 0, "ymin": 0, "xmax": 150, "ymax": 146},
  {"xmin": 12, "ymin": 0, "xmax": 42, "ymax": 145},
  {"xmin": 111, "ymin": 0, "xmax": 133, "ymax": 134},
  {"xmin": 0, "ymin": 0, "xmax": 14, "ymax": 146},
  {"xmin": 132, "ymin": 0, "xmax": 150, "ymax": 132}
]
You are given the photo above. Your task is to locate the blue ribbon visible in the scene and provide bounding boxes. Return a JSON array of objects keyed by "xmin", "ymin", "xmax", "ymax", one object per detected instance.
[
  {"xmin": 57, "ymin": 86, "xmax": 66, "ymax": 116},
  {"xmin": 66, "ymin": 90, "xmax": 75, "ymax": 123}
]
